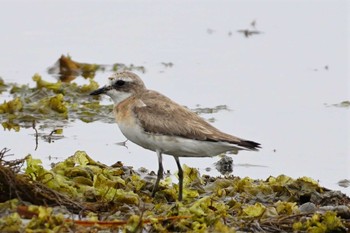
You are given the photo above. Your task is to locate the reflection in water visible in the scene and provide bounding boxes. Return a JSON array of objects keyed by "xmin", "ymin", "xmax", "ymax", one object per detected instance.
[{"xmin": 32, "ymin": 121, "xmax": 64, "ymax": 151}]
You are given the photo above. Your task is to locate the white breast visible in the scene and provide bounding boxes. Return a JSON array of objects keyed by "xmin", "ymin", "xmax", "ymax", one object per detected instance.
[{"xmin": 117, "ymin": 121, "xmax": 241, "ymax": 157}]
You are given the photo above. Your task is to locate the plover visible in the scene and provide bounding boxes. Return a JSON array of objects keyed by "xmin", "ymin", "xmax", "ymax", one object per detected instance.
[{"xmin": 90, "ymin": 71, "xmax": 260, "ymax": 201}]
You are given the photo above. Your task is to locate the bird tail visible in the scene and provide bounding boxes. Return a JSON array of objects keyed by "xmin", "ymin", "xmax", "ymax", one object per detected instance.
[{"xmin": 238, "ymin": 140, "xmax": 261, "ymax": 151}]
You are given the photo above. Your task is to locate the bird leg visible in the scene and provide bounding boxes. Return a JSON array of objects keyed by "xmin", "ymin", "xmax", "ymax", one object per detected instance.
[
  {"xmin": 174, "ymin": 156, "xmax": 183, "ymax": 201},
  {"xmin": 152, "ymin": 150, "xmax": 163, "ymax": 197}
]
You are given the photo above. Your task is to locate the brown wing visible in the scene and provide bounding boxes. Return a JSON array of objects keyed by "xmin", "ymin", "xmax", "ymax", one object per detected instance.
[{"xmin": 133, "ymin": 90, "xmax": 260, "ymax": 150}]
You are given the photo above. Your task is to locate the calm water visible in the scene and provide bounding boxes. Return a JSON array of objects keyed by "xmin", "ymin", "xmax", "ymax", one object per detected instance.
[{"xmin": 1, "ymin": 1, "xmax": 349, "ymax": 196}]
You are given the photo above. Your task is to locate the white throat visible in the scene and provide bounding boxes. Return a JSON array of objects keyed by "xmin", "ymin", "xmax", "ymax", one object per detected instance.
[{"xmin": 106, "ymin": 89, "xmax": 133, "ymax": 105}]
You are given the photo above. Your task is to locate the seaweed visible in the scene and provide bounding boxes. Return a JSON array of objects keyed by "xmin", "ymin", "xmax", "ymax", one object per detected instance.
[
  {"xmin": 0, "ymin": 70, "xmax": 229, "ymax": 135},
  {"xmin": 0, "ymin": 149, "xmax": 348, "ymax": 232},
  {"xmin": 48, "ymin": 55, "xmax": 146, "ymax": 82}
]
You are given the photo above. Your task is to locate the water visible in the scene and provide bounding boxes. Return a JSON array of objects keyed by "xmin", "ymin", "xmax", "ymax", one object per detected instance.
[{"xmin": 0, "ymin": 1, "xmax": 349, "ymax": 196}]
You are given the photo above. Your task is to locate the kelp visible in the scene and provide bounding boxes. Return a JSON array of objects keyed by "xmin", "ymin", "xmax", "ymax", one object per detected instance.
[{"xmin": 0, "ymin": 149, "xmax": 348, "ymax": 232}]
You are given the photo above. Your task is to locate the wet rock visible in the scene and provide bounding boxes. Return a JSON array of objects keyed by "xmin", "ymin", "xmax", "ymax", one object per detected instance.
[
  {"xmin": 299, "ymin": 202, "xmax": 317, "ymax": 213},
  {"xmin": 215, "ymin": 155, "xmax": 233, "ymax": 175}
]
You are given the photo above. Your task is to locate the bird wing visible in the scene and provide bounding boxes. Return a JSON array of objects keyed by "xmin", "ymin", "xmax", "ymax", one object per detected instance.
[{"xmin": 133, "ymin": 90, "xmax": 260, "ymax": 150}]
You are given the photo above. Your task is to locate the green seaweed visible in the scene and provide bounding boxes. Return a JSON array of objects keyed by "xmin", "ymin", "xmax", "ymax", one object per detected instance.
[
  {"xmin": 0, "ymin": 73, "xmax": 115, "ymax": 130},
  {"xmin": 0, "ymin": 151, "xmax": 344, "ymax": 232}
]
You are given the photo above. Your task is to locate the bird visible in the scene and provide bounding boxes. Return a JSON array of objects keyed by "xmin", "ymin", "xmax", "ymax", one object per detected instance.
[{"xmin": 90, "ymin": 71, "xmax": 261, "ymax": 201}]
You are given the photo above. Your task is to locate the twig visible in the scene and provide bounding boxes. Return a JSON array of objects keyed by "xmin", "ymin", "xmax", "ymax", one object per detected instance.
[{"xmin": 32, "ymin": 120, "xmax": 39, "ymax": 151}]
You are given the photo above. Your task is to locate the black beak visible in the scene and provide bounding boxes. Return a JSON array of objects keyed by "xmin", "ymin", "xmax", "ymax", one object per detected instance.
[{"xmin": 90, "ymin": 86, "xmax": 107, "ymax": 96}]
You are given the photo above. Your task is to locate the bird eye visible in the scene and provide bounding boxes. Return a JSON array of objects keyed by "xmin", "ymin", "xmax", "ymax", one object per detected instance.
[{"xmin": 115, "ymin": 80, "xmax": 125, "ymax": 87}]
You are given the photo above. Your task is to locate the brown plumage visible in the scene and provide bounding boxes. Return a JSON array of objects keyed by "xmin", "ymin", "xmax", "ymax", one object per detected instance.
[{"xmin": 132, "ymin": 90, "xmax": 260, "ymax": 151}]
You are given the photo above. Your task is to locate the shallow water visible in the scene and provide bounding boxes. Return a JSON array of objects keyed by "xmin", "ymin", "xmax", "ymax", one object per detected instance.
[{"xmin": 0, "ymin": 1, "xmax": 349, "ymax": 196}]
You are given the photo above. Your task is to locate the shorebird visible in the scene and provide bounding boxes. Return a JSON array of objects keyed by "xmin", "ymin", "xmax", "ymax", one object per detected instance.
[{"xmin": 90, "ymin": 71, "xmax": 260, "ymax": 201}]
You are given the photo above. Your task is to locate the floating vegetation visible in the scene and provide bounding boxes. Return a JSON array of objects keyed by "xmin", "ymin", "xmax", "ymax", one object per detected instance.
[
  {"xmin": 0, "ymin": 77, "xmax": 7, "ymax": 94},
  {"xmin": 32, "ymin": 123, "xmax": 64, "ymax": 150},
  {"xmin": 193, "ymin": 104, "xmax": 230, "ymax": 114},
  {"xmin": 333, "ymin": 101, "xmax": 350, "ymax": 108},
  {"xmin": 192, "ymin": 105, "xmax": 230, "ymax": 123},
  {"xmin": 0, "ymin": 71, "xmax": 227, "ymax": 132},
  {"xmin": 48, "ymin": 55, "xmax": 146, "ymax": 82},
  {"xmin": 161, "ymin": 62, "xmax": 174, "ymax": 68},
  {"xmin": 0, "ymin": 55, "xmax": 233, "ymax": 135},
  {"xmin": 0, "ymin": 97, "xmax": 23, "ymax": 114},
  {"xmin": 0, "ymin": 149, "xmax": 349, "ymax": 232},
  {"xmin": 237, "ymin": 20, "xmax": 263, "ymax": 38},
  {"xmin": 325, "ymin": 100, "xmax": 350, "ymax": 108},
  {"xmin": 0, "ymin": 73, "xmax": 115, "ymax": 131}
]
